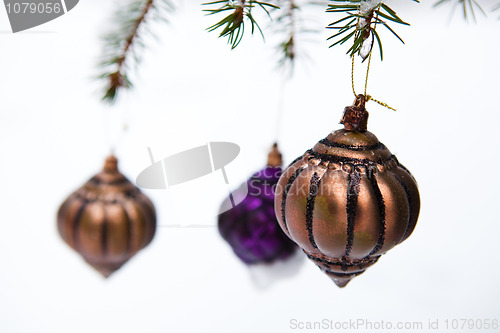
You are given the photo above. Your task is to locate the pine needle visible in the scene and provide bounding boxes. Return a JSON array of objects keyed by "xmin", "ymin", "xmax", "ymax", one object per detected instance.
[
  {"xmin": 271, "ymin": 0, "xmax": 325, "ymax": 74},
  {"xmin": 203, "ymin": 0, "xmax": 279, "ymax": 49},
  {"xmin": 326, "ymin": 0, "xmax": 419, "ymax": 61},
  {"xmin": 98, "ymin": 0, "xmax": 174, "ymax": 103}
]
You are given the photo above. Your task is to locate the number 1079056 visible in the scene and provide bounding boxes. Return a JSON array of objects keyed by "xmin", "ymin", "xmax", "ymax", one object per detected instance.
[{"xmin": 5, "ymin": 2, "xmax": 62, "ymax": 14}]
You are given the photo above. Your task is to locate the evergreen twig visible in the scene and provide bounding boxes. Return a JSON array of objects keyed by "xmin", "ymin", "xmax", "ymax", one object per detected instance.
[
  {"xmin": 276, "ymin": 0, "xmax": 298, "ymax": 69},
  {"xmin": 99, "ymin": 0, "xmax": 174, "ymax": 103},
  {"xmin": 433, "ymin": 0, "xmax": 486, "ymax": 21},
  {"xmin": 203, "ymin": 0, "xmax": 279, "ymax": 49},
  {"xmin": 326, "ymin": 0, "xmax": 419, "ymax": 61},
  {"xmin": 271, "ymin": 0, "xmax": 325, "ymax": 73}
]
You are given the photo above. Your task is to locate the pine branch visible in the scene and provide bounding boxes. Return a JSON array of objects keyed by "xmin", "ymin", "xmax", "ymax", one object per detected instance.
[
  {"xmin": 326, "ymin": 0, "xmax": 419, "ymax": 61},
  {"xmin": 433, "ymin": 0, "xmax": 486, "ymax": 21},
  {"xmin": 271, "ymin": 0, "xmax": 325, "ymax": 74},
  {"xmin": 276, "ymin": 0, "xmax": 298, "ymax": 70},
  {"xmin": 203, "ymin": 0, "xmax": 279, "ymax": 49},
  {"xmin": 99, "ymin": 0, "xmax": 174, "ymax": 103}
]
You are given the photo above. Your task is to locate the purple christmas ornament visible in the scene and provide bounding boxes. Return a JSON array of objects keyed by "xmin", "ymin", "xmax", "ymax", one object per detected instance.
[{"xmin": 218, "ymin": 144, "xmax": 299, "ymax": 264}]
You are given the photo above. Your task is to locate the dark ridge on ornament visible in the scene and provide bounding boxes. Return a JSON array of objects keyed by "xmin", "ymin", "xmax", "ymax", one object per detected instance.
[
  {"xmin": 306, "ymin": 172, "xmax": 322, "ymax": 250},
  {"xmin": 281, "ymin": 167, "xmax": 306, "ymax": 233},
  {"xmin": 319, "ymin": 138, "xmax": 386, "ymax": 151},
  {"xmin": 122, "ymin": 207, "xmax": 133, "ymax": 254},
  {"xmin": 345, "ymin": 169, "xmax": 361, "ymax": 256},
  {"xmin": 139, "ymin": 195, "xmax": 157, "ymax": 246},
  {"xmin": 73, "ymin": 188, "xmax": 140, "ymax": 204},
  {"xmin": 390, "ymin": 154, "xmax": 415, "ymax": 178},
  {"xmin": 73, "ymin": 192, "xmax": 93, "ymax": 203},
  {"xmin": 72, "ymin": 198, "xmax": 88, "ymax": 252},
  {"xmin": 305, "ymin": 251, "xmax": 379, "ymax": 268},
  {"xmin": 341, "ymin": 256, "xmax": 349, "ymax": 272},
  {"xmin": 392, "ymin": 174, "xmax": 414, "ymax": 240},
  {"xmin": 366, "ymin": 166, "xmax": 375, "ymax": 180},
  {"xmin": 368, "ymin": 175, "xmax": 386, "ymax": 256},
  {"xmin": 327, "ymin": 271, "xmax": 361, "ymax": 277},
  {"xmin": 307, "ymin": 149, "xmax": 378, "ymax": 167},
  {"xmin": 101, "ymin": 217, "xmax": 109, "ymax": 257},
  {"xmin": 399, "ymin": 164, "xmax": 413, "ymax": 178},
  {"xmin": 394, "ymin": 159, "xmax": 416, "ymax": 181},
  {"xmin": 88, "ymin": 177, "xmax": 130, "ymax": 186},
  {"xmin": 125, "ymin": 188, "xmax": 141, "ymax": 199}
]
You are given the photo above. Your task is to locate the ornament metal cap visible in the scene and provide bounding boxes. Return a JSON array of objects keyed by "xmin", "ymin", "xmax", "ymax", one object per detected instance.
[
  {"xmin": 103, "ymin": 155, "xmax": 118, "ymax": 172},
  {"xmin": 267, "ymin": 143, "xmax": 283, "ymax": 167},
  {"xmin": 340, "ymin": 94, "xmax": 369, "ymax": 132}
]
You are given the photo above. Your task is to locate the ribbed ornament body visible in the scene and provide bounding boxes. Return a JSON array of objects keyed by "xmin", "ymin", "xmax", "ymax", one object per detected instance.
[
  {"xmin": 274, "ymin": 98, "xmax": 420, "ymax": 287},
  {"xmin": 57, "ymin": 156, "xmax": 156, "ymax": 277}
]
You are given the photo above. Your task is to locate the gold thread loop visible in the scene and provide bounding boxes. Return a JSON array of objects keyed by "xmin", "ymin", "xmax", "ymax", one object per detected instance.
[
  {"xmin": 364, "ymin": 50, "xmax": 373, "ymax": 96},
  {"xmin": 366, "ymin": 95, "xmax": 397, "ymax": 111},
  {"xmin": 351, "ymin": 56, "xmax": 357, "ymax": 97},
  {"xmin": 349, "ymin": 9, "xmax": 396, "ymax": 112},
  {"xmin": 364, "ymin": 11, "xmax": 378, "ymax": 96}
]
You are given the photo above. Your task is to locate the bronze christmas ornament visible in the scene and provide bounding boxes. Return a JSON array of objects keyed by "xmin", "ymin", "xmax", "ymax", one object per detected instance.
[
  {"xmin": 274, "ymin": 95, "xmax": 420, "ymax": 287},
  {"xmin": 57, "ymin": 155, "xmax": 156, "ymax": 277}
]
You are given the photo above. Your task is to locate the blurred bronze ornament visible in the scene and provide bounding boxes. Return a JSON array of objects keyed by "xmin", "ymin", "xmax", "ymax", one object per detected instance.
[
  {"xmin": 275, "ymin": 95, "xmax": 420, "ymax": 287},
  {"xmin": 57, "ymin": 155, "xmax": 156, "ymax": 277}
]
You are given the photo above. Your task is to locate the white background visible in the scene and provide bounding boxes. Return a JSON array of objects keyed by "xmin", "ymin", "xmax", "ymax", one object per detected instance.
[{"xmin": 0, "ymin": 0, "xmax": 499, "ymax": 332}]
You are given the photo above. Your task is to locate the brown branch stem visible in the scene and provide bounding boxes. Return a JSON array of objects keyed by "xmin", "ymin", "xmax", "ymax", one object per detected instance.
[
  {"xmin": 118, "ymin": 0, "xmax": 155, "ymax": 70},
  {"xmin": 104, "ymin": 0, "xmax": 157, "ymax": 102}
]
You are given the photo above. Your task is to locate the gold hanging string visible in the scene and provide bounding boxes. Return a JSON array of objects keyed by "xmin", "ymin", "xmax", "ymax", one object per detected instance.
[
  {"xmin": 350, "ymin": 8, "xmax": 396, "ymax": 111},
  {"xmin": 364, "ymin": 46, "xmax": 373, "ymax": 96},
  {"xmin": 364, "ymin": 10, "xmax": 378, "ymax": 97},
  {"xmin": 351, "ymin": 55, "xmax": 357, "ymax": 98},
  {"xmin": 351, "ymin": 56, "xmax": 395, "ymax": 110},
  {"xmin": 366, "ymin": 95, "xmax": 397, "ymax": 111}
]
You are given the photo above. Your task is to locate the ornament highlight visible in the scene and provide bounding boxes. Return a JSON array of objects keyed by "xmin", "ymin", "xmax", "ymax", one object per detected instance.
[
  {"xmin": 274, "ymin": 95, "xmax": 420, "ymax": 287},
  {"xmin": 218, "ymin": 144, "xmax": 299, "ymax": 265},
  {"xmin": 57, "ymin": 155, "xmax": 156, "ymax": 277}
]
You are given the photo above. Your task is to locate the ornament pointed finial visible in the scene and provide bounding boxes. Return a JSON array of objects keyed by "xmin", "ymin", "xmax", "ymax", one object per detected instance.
[
  {"xmin": 267, "ymin": 143, "xmax": 283, "ymax": 167},
  {"xmin": 87, "ymin": 260, "xmax": 124, "ymax": 278},
  {"xmin": 323, "ymin": 269, "xmax": 361, "ymax": 288},
  {"xmin": 329, "ymin": 275, "xmax": 354, "ymax": 288},
  {"xmin": 340, "ymin": 94, "xmax": 369, "ymax": 132},
  {"xmin": 96, "ymin": 267, "xmax": 114, "ymax": 279}
]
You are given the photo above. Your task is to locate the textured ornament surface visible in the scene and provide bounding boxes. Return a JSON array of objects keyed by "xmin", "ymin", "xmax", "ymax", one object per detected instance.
[
  {"xmin": 275, "ymin": 102, "xmax": 420, "ymax": 287},
  {"xmin": 57, "ymin": 156, "xmax": 156, "ymax": 277},
  {"xmin": 218, "ymin": 145, "xmax": 298, "ymax": 265}
]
